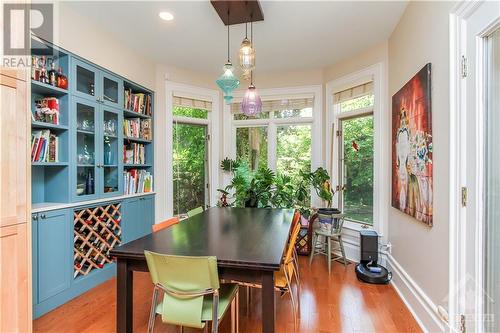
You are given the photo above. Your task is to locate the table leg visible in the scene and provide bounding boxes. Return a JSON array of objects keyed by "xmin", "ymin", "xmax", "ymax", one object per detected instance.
[
  {"xmin": 261, "ymin": 271, "xmax": 275, "ymax": 333},
  {"xmin": 117, "ymin": 259, "xmax": 133, "ymax": 333}
]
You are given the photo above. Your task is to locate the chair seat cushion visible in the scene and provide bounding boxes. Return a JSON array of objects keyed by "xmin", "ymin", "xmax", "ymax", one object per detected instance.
[{"xmin": 156, "ymin": 283, "xmax": 239, "ymax": 322}]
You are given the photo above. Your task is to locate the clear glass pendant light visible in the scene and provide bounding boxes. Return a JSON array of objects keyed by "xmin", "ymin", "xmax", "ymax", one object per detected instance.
[
  {"xmin": 241, "ymin": 71, "xmax": 262, "ymax": 116},
  {"xmin": 239, "ymin": 22, "xmax": 255, "ymax": 80},
  {"xmin": 216, "ymin": 17, "xmax": 239, "ymax": 104}
]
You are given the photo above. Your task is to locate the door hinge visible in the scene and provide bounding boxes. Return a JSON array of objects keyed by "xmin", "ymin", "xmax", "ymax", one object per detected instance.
[
  {"xmin": 206, "ymin": 134, "xmax": 211, "ymax": 141},
  {"xmin": 461, "ymin": 55, "xmax": 468, "ymax": 78},
  {"xmin": 461, "ymin": 187, "xmax": 468, "ymax": 207},
  {"xmin": 336, "ymin": 130, "xmax": 342, "ymax": 137},
  {"xmin": 460, "ymin": 314, "xmax": 466, "ymax": 333}
]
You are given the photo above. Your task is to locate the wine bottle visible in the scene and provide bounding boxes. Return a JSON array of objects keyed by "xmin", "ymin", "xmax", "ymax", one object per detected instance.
[
  {"xmin": 57, "ymin": 67, "xmax": 68, "ymax": 89},
  {"xmin": 48, "ymin": 61, "xmax": 57, "ymax": 86}
]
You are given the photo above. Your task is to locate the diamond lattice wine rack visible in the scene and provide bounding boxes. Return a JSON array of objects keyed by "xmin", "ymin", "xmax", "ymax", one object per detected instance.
[{"xmin": 73, "ymin": 203, "xmax": 122, "ymax": 278}]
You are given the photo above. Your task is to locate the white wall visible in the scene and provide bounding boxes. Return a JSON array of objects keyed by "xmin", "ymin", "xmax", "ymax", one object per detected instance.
[{"xmin": 387, "ymin": 1, "xmax": 456, "ymax": 331}]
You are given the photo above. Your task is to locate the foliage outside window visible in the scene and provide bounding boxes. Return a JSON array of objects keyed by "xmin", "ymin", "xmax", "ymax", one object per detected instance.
[
  {"xmin": 236, "ymin": 127, "xmax": 268, "ymax": 172},
  {"xmin": 173, "ymin": 106, "xmax": 208, "ymax": 215},
  {"xmin": 340, "ymin": 94, "xmax": 374, "ymax": 113},
  {"xmin": 276, "ymin": 125, "xmax": 312, "ymax": 206},
  {"xmin": 340, "ymin": 114, "xmax": 374, "ymax": 224}
]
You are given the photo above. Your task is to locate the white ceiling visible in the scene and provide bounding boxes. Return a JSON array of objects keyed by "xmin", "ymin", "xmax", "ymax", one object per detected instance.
[{"xmin": 67, "ymin": 1, "xmax": 408, "ymax": 75}]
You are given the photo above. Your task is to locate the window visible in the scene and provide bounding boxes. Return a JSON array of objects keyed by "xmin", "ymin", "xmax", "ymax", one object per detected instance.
[
  {"xmin": 335, "ymin": 82, "xmax": 375, "ymax": 225},
  {"xmin": 172, "ymin": 97, "xmax": 211, "ymax": 215},
  {"xmin": 230, "ymin": 94, "xmax": 316, "ymax": 200}
]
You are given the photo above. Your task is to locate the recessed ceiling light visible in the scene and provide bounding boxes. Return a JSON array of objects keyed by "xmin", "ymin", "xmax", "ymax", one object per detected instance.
[{"xmin": 159, "ymin": 11, "xmax": 174, "ymax": 21}]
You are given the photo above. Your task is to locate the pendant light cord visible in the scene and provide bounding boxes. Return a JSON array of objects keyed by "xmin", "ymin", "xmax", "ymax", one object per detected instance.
[
  {"xmin": 250, "ymin": 20, "xmax": 254, "ymax": 85},
  {"xmin": 227, "ymin": 9, "xmax": 230, "ymax": 63}
]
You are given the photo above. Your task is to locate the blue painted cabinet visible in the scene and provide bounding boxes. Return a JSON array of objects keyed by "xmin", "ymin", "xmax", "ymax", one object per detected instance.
[
  {"xmin": 33, "ymin": 209, "xmax": 71, "ymax": 303},
  {"xmin": 71, "ymin": 58, "xmax": 123, "ymax": 109},
  {"xmin": 72, "ymin": 97, "xmax": 123, "ymax": 202},
  {"xmin": 122, "ymin": 195, "xmax": 155, "ymax": 242}
]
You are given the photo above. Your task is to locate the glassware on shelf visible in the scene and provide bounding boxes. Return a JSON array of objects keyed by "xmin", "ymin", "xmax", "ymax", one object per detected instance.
[
  {"xmin": 77, "ymin": 144, "xmax": 94, "ymax": 164},
  {"xmin": 103, "ymin": 119, "xmax": 117, "ymax": 136},
  {"xmin": 103, "ymin": 137, "xmax": 113, "ymax": 165}
]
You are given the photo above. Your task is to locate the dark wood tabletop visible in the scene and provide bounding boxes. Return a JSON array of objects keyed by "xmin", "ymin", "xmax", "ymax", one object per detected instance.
[{"xmin": 111, "ymin": 207, "xmax": 293, "ymax": 270}]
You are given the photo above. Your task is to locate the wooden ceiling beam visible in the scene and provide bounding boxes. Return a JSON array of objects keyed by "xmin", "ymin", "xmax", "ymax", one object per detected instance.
[{"xmin": 210, "ymin": 0, "xmax": 264, "ymax": 26}]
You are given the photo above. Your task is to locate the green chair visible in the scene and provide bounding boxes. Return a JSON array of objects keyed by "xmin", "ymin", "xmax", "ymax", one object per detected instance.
[
  {"xmin": 144, "ymin": 251, "xmax": 239, "ymax": 333},
  {"xmin": 309, "ymin": 213, "xmax": 348, "ymax": 275},
  {"xmin": 187, "ymin": 206, "xmax": 204, "ymax": 218}
]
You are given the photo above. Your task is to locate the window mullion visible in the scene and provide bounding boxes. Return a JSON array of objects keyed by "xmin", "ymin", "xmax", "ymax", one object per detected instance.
[{"xmin": 268, "ymin": 122, "xmax": 277, "ymax": 172}]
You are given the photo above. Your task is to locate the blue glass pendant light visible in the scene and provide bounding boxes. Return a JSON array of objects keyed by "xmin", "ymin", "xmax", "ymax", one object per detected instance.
[{"xmin": 216, "ymin": 18, "xmax": 239, "ymax": 104}]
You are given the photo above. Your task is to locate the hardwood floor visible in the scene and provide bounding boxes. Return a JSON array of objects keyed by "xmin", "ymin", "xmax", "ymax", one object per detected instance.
[{"xmin": 34, "ymin": 257, "xmax": 422, "ymax": 333}]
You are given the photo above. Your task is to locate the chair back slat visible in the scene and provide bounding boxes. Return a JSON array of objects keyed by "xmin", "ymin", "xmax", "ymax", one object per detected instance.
[
  {"xmin": 331, "ymin": 213, "xmax": 345, "ymax": 235},
  {"xmin": 187, "ymin": 206, "xmax": 204, "ymax": 218},
  {"xmin": 152, "ymin": 216, "xmax": 180, "ymax": 233}
]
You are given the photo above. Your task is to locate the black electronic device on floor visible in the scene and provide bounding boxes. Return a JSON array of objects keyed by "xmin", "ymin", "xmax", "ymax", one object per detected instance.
[{"xmin": 355, "ymin": 230, "xmax": 392, "ymax": 284}]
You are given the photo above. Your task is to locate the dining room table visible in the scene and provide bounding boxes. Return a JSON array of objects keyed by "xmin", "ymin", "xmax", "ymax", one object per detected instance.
[{"xmin": 110, "ymin": 207, "xmax": 294, "ymax": 333}]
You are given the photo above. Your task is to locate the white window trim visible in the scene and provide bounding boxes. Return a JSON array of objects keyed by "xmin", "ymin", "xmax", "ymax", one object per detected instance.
[
  {"xmin": 165, "ymin": 81, "xmax": 220, "ymax": 217},
  {"xmin": 222, "ymin": 85, "xmax": 323, "ymax": 206},
  {"xmin": 325, "ymin": 63, "xmax": 388, "ymax": 238}
]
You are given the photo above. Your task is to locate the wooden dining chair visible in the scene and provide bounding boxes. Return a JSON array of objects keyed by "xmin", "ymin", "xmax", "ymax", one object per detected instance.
[
  {"xmin": 152, "ymin": 217, "xmax": 179, "ymax": 233},
  {"xmin": 228, "ymin": 221, "xmax": 302, "ymax": 330}
]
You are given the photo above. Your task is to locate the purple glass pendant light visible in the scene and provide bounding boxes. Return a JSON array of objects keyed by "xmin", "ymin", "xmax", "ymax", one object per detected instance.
[
  {"xmin": 241, "ymin": 21, "xmax": 261, "ymax": 116},
  {"xmin": 241, "ymin": 71, "xmax": 262, "ymax": 116}
]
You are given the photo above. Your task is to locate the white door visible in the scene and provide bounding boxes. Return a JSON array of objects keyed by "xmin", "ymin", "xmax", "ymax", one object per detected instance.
[{"xmin": 454, "ymin": 2, "xmax": 500, "ymax": 332}]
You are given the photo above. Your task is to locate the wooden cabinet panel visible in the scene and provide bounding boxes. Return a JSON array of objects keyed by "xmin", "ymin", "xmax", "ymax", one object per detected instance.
[
  {"xmin": 0, "ymin": 73, "xmax": 28, "ymax": 228},
  {"xmin": 0, "ymin": 223, "xmax": 29, "ymax": 333},
  {"xmin": 0, "ymin": 71, "xmax": 30, "ymax": 331}
]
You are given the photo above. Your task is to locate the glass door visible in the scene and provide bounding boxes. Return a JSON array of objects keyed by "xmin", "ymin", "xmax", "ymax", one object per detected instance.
[
  {"xmin": 75, "ymin": 98, "xmax": 98, "ymax": 200},
  {"xmin": 172, "ymin": 122, "xmax": 208, "ymax": 216},
  {"xmin": 73, "ymin": 59, "xmax": 98, "ymax": 102},
  {"xmin": 101, "ymin": 72, "xmax": 123, "ymax": 108},
  {"xmin": 101, "ymin": 106, "xmax": 122, "ymax": 196}
]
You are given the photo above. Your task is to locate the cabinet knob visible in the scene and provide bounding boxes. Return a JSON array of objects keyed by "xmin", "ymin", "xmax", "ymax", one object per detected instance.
[
  {"xmin": 32, "ymin": 214, "xmax": 38, "ymax": 221},
  {"xmin": 40, "ymin": 214, "xmax": 46, "ymax": 219}
]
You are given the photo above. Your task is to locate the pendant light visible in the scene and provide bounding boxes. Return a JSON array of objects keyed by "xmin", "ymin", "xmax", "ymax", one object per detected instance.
[
  {"xmin": 216, "ymin": 10, "xmax": 239, "ymax": 105},
  {"xmin": 239, "ymin": 22, "xmax": 255, "ymax": 80},
  {"xmin": 241, "ymin": 71, "xmax": 262, "ymax": 116}
]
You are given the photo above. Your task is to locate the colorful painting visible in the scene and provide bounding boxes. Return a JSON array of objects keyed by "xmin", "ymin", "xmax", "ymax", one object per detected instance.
[{"xmin": 392, "ymin": 63, "xmax": 433, "ymax": 226}]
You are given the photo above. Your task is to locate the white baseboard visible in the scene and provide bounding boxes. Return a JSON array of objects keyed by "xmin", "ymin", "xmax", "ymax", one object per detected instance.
[{"xmin": 386, "ymin": 254, "xmax": 447, "ymax": 333}]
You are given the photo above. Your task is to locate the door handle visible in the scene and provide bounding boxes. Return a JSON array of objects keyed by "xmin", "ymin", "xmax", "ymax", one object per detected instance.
[{"xmin": 40, "ymin": 214, "xmax": 46, "ymax": 219}]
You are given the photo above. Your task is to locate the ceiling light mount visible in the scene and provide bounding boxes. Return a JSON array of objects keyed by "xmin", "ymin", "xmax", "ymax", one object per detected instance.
[{"xmin": 158, "ymin": 11, "xmax": 174, "ymax": 21}]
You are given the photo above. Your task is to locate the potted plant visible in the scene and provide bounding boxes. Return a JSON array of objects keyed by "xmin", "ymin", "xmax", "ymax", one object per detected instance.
[{"xmin": 301, "ymin": 167, "xmax": 342, "ymax": 231}]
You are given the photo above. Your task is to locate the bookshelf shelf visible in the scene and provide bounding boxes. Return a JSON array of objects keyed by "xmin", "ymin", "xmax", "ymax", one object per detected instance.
[
  {"xmin": 76, "ymin": 129, "xmax": 95, "ymax": 135},
  {"xmin": 123, "ymin": 108, "xmax": 151, "ymax": 119},
  {"xmin": 32, "ymin": 162, "xmax": 69, "ymax": 167},
  {"xmin": 31, "ymin": 80, "xmax": 68, "ymax": 96},
  {"xmin": 124, "ymin": 164, "xmax": 152, "ymax": 168},
  {"xmin": 31, "ymin": 121, "xmax": 69, "ymax": 131},
  {"xmin": 123, "ymin": 136, "xmax": 152, "ymax": 144}
]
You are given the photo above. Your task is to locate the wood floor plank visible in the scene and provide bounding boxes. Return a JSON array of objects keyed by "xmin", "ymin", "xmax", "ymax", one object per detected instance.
[{"xmin": 34, "ymin": 257, "xmax": 422, "ymax": 333}]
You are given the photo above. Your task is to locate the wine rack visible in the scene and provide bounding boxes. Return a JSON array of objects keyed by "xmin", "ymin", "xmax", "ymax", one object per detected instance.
[{"xmin": 73, "ymin": 203, "xmax": 122, "ymax": 278}]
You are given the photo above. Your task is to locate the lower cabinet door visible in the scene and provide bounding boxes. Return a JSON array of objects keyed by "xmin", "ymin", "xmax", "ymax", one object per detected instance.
[
  {"xmin": 37, "ymin": 209, "xmax": 71, "ymax": 302},
  {"xmin": 139, "ymin": 196, "xmax": 155, "ymax": 238},
  {"xmin": 122, "ymin": 196, "xmax": 155, "ymax": 243}
]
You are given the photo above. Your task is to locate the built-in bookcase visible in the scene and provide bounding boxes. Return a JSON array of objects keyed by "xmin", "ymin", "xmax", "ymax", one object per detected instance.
[
  {"xmin": 31, "ymin": 38, "xmax": 70, "ymax": 205},
  {"xmin": 30, "ymin": 37, "xmax": 154, "ymax": 208}
]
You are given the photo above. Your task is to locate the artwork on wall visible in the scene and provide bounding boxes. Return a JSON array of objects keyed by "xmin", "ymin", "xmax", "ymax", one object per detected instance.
[{"xmin": 391, "ymin": 63, "xmax": 433, "ymax": 226}]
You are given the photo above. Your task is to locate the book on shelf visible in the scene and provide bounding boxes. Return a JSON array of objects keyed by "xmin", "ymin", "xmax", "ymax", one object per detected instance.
[
  {"xmin": 123, "ymin": 118, "xmax": 152, "ymax": 140},
  {"xmin": 31, "ymin": 129, "xmax": 59, "ymax": 163},
  {"xmin": 123, "ymin": 142, "xmax": 145, "ymax": 164},
  {"xmin": 124, "ymin": 88, "xmax": 152, "ymax": 116},
  {"xmin": 123, "ymin": 169, "xmax": 153, "ymax": 195},
  {"xmin": 34, "ymin": 97, "xmax": 59, "ymax": 125}
]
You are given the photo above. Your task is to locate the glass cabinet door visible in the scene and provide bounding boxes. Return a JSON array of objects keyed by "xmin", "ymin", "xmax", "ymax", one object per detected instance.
[
  {"xmin": 101, "ymin": 72, "xmax": 123, "ymax": 108},
  {"xmin": 101, "ymin": 107, "xmax": 122, "ymax": 196},
  {"xmin": 73, "ymin": 59, "xmax": 98, "ymax": 102},
  {"xmin": 75, "ymin": 98, "xmax": 98, "ymax": 200}
]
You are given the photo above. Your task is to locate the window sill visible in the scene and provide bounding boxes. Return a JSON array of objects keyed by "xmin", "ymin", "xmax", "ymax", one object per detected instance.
[{"xmin": 343, "ymin": 219, "xmax": 383, "ymax": 237}]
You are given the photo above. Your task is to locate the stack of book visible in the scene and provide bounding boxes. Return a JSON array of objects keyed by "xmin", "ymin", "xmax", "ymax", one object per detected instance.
[
  {"xmin": 124, "ymin": 89, "xmax": 152, "ymax": 116},
  {"xmin": 123, "ymin": 118, "xmax": 152, "ymax": 140},
  {"xmin": 31, "ymin": 130, "xmax": 59, "ymax": 163},
  {"xmin": 123, "ymin": 143, "xmax": 145, "ymax": 164},
  {"xmin": 123, "ymin": 169, "xmax": 153, "ymax": 195}
]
